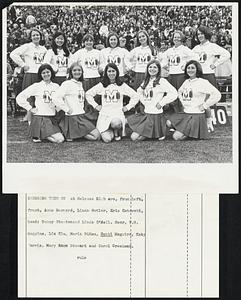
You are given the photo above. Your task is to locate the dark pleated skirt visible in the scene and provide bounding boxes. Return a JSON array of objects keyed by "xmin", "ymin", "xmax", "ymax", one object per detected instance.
[
  {"xmin": 83, "ymin": 77, "xmax": 101, "ymax": 123},
  {"xmin": 165, "ymin": 74, "xmax": 185, "ymax": 113},
  {"xmin": 52, "ymin": 76, "xmax": 66, "ymax": 85},
  {"xmin": 29, "ymin": 115, "xmax": 61, "ymax": 139},
  {"xmin": 127, "ymin": 113, "xmax": 167, "ymax": 138},
  {"xmin": 82, "ymin": 77, "xmax": 101, "ymax": 91},
  {"xmin": 167, "ymin": 73, "xmax": 186, "ymax": 90},
  {"xmin": 169, "ymin": 113, "xmax": 209, "ymax": 139},
  {"xmin": 202, "ymin": 73, "xmax": 218, "ymax": 88},
  {"xmin": 59, "ymin": 114, "xmax": 96, "ymax": 139},
  {"xmin": 53, "ymin": 76, "xmax": 67, "ymax": 124},
  {"xmin": 130, "ymin": 72, "xmax": 145, "ymax": 90},
  {"xmin": 22, "ymin": 73, "xmax": 40, "ymax": 106},
  {"xmin": 22, "ymin": 73, "xmax": 39, "ymax": 90}
]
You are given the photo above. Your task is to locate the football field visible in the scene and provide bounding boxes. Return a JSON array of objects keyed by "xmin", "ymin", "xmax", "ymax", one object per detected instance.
[{"xmin": 6, "ymin": 116, "xmax": 232, "ymax": 163}]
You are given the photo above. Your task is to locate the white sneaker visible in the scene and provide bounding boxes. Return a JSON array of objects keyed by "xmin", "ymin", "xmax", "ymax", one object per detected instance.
[
  {"xmin": 32, "ymin": 138, "xmax": 41, "ymax": 143},
  {"xmin": 66, "ymin": 138, "xmax": 73, "ymax": 142},
  {"xmin": 166, "ymin": 120, "xmax": 172, "ymax": 127},
  {"xmin": 114, "ymin": 136, "xmax": 121, "ymax": 141},
  {"xmin": 158, "ymin": 136, "xmax": 166, "ymax": 141},
  {"xmin": 207, "ymin": 118, "xmax": 214, "ymax": 132}
]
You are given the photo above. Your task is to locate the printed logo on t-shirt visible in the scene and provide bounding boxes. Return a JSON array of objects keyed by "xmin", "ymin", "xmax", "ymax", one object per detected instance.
[
  {"xmin": 198, "ymin": 52, "xmax": 207, "ymax": 63},
  {"xmin": 169, "ymin": 54, "xmax": 181, "ymax": 66},
  {"xmin": 182, "ymin": 87, "xmax": 193, "ymax": 103},
  {"xmin": 78, "ymin": 90, "xmax": 85, "ymax": 103},
  {"xmin": 33, "ymin": 52, "xmax": 44, "ymax": 64},
  {"xmin": 56, "ymin": 56, "xmax": 68, "ymax": 68},
  {"xmin": 143, "ymin": 88, "xmax": 154, "ymax": 101},
  {"xmin": 107, "ymin": 55, "xmax": 121, "ymax": 66},
  {"xmin": 43, "ymin": 90, "xmax": 55, "ymax": 103},
  {"xmin": 84, "ymin": 57, "xmax": 99, "ymax": 69},
  {"xmin": 103, "ymin": 90, "xmax": 120, "ymax": 103},
  {"xmin": 137, "ymin": 53, "xmax": 152, "ymax": 64}
]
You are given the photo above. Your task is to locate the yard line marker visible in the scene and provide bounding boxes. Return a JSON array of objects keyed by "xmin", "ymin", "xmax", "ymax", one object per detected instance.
[{"xmin": 7, "ymin": 141, "xmax": 29, "ymax": 144}]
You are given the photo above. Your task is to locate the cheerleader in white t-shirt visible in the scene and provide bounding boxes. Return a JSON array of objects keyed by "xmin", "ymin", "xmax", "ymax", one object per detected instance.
[
  {"xmin": 86, "ymin": 63, "xmax": 139, "ymax": 143},
  {"xmin": 10, "ymin": 28, "xmax": 47, "ymax": 122},
  {"xmin": 160, "ymin": 30, "xmax": 194, "ymax": 113},
  {"xmin": 53, "ymin": 62, "xmax": 100, "ymax": 142},
  {"xmin": 129, "ymin": 30, "xmax": 156, "ymax": 91},
  {"xmin": 99, "ymin": 32, "xmax": 132, "ymax": 81},
  {"xmin": 127, "ymin": 60, "xmax": 178, "ymax": 141},
  {"xmin": 16, "ymin": 64, "xmax": 66, "ymax": 143},
  {"xmin": 192, "ymin": 26, "xmax": 230, "ymax": 131},
  {"xmin": 44, "ymin": 31, "xmax": 72, "ymax": 85},
  {"xmin": 167, "ymin": 60, "xmax": 221, "ymax": 140}
]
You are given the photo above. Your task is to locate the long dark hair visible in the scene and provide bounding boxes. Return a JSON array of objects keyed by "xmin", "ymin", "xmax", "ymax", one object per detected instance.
[
  {"xmin": 196, "ymin": 26, "xmax": 212, "ymax": 42},
  {"xmin": 106, "ymin": 32, "xmax": 120, "ymax": 48},
  {"xmin": 101, "ymin": 63, "xmax": 123, "ymax": 88},
  {"xmin": 136, "ymin": 30, "xmax": 156, "ymax": 56},
  {"xmin": 141, "ymin": 59, "xmax": 162, "ymax": 90},
  {"xmin": 52, "ymin": 31, "xmax": 70, "ymax": 57},
  {"xmin": 184, "ymin": 60, "xmax": 203, "ymax": 79}
]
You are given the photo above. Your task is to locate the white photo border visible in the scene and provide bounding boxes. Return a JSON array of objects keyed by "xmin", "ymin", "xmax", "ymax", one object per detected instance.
[{"xmin": 2, "ymin": 2, "xmax": 239, "ymax": 193}]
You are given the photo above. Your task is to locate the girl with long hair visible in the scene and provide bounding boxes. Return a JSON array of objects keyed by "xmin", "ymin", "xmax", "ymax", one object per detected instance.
[
  {"xmin": 129, "ymin": 30, "xmax": 156, "ymax": 90},
  {"xmin": 167, "ymin": 60, "xmax": 221, "ymax": 140},
  {"xmin": 86, "ymin": 63, "xmax": 139, "ymax": 143},
  {"xmin": 192, "ymin": 26, "xmax": 230, "ymax": 131},
  {"xmin": 160, "ymin": 30, "xmax": 194, "ymax": 113},
  {"xmin": 44, "ymin": 31, "xmax": 72, "ymax": 85},
  {"xmin": 99, "ymin": 32, "xmax": 132, "ymax": 81},
  {"xmin": 53, "ymin": 62, "xmax": 100, "ymax": 142},
  {"xmin": 127, "ymin": 60, "xmax": 178, "ymax": 141}
]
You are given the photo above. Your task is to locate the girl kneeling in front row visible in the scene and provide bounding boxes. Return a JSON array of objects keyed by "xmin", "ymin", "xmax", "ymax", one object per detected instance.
[
  {"xmin": 16, "ymin": 64, "xmax": 66, "ymax": 143},
  {"xmin": 127, "ymin": 59, "xmax": 178, "ymax": 141},
  {"xmin": 167, "ymin": 60, "xmax": 221, "ymax": 140},
  {"xmin": 86, "ymin": 63, "xmax": 139, "ymax": 143},
  {"xmin": 53, "ymin": 62, "xmax": 100, "ymax": 142}
]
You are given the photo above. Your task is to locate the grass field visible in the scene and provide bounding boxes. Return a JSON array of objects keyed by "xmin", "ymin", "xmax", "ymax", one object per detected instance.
[{"xmin": 6, "ymin": 116, "xmax": 232, "ymax": 163}]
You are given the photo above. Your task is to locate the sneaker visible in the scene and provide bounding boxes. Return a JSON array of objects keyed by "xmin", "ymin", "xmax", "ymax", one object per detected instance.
[
  {"xmin": 169, "ymin": 128, "xmax": 175, "ymax": 132},
  {"xmin": 207, "ymin": 118, "xmax": 214, "ymax": 132},
  {"xmin": 114, "ymin": 136, "xmax": 121, "ymax": 141},
  {"xmin": 166, "ymin": 119, "xmax": 172, "ymax": 128},
  {"xmin": 32, "ymin": 138, "xmax": 41, "ymax": 143},
  {"xmin": 66, "ymin": 138, "xmax": 73, "ymax": 142},
  {"xmin": 158, "ymin": 136, "xmax": 166, "ymax": 141}
]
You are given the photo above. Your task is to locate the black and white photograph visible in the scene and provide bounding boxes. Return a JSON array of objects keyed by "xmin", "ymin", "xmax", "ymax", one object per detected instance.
[
  {"xmin": 2, "ymin": 2, "xmax": 238, "ymax": 193},
  {"xmin": 3, "ymin": 2, "xmax": 237, "ymax": 163}
]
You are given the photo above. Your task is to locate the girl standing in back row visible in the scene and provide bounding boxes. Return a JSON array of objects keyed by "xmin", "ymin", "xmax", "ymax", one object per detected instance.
[
  {"xmin": 192, "ymin": 26, "xmax": 230, "ymax": 131},
  {"xmin": 10, "ymin": 28, "xmax": 47, "ymax": 123},
  {"xmin": 160, "ymin": 30, "xmax": 194, "ymax": 113},
  {"xmin": 44, "ymin": 31, "xmax": 72, "ymax": 85},
  {"xmin": 129, "ymin": 30, "xmax": 156, "ymax": 91}
]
